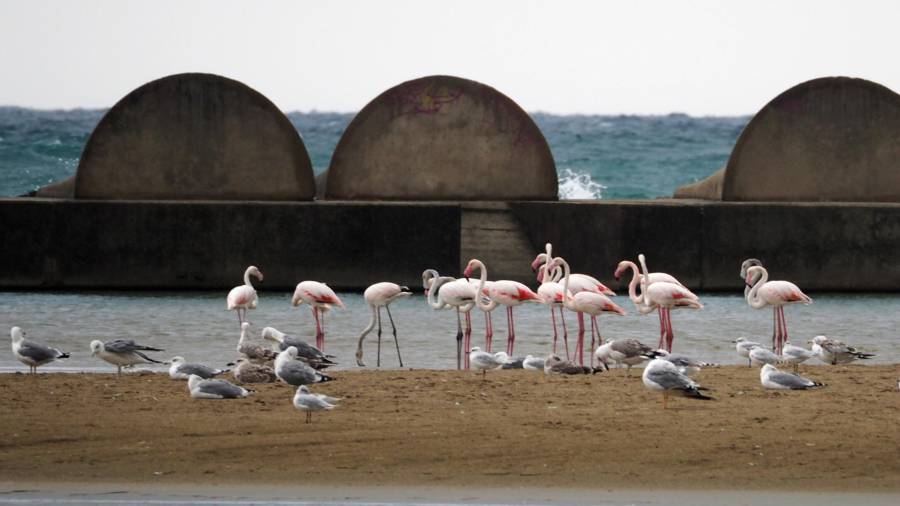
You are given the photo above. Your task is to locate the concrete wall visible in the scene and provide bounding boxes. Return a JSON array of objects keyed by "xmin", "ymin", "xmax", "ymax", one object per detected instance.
[
  {"xmin": 324, "ymin": 75, "xmax": 558, "ymax": 200},
  {"xmin": 721, "ymin": 77, "xmax": 900, "ymax": 202},
  {"xmin": 0, "ymin": 199, "xmax": 459, "ymax": 290},
  {"xmin": 511, "ymin": 200, "xmax": 900, "ymax": 291},
  {"xmin": 75, "ymin": 73, "xmax": 315, "ymax": 201},
  {"xmin": 4, "ymin": 198, "xmax": 900, "ymax": 292}
]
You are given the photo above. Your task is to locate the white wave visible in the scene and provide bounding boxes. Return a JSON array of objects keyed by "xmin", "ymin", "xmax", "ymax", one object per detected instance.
[{"xmin": 557, "ymin": 168, "xmax": 606, "ymax": 200}]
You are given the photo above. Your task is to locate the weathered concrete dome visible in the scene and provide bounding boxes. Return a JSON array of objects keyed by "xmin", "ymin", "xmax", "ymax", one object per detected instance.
[
  {"xmin": 721, "ymin": 77, "xmax": 900, "ymax": 202},
  {"xmin": 324, "ymin": 75, "xmax": 557, "ymax": 200},
  {"xmin": 75, "ymin": 73, "xmax": 315, "ymax": 200}
]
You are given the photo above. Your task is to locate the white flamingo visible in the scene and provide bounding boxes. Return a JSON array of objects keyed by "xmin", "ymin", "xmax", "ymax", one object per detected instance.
[
  {"xmin": 745, "ymin": 265, "xmax": 811, "ymax": 355},
  {"xmin": 226, "ymin": 266, "xmax": 263, "ymax": 327},
  {"xmin": 355, "ymin": 282, "xmax": 412, "ymax": 367},
  {"xmin": 637, "ymin": 254, "xmax": 701, "ymax": 352},
  {"xmin": 292, "ymin": 280, "xmax": 344, "ymax": 351}
]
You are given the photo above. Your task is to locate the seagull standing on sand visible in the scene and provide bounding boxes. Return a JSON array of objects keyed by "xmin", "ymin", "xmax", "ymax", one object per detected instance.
[
  {"xmin": 262, "ymin": 327, "xmax": 336, "ymax": 369},
  {"xmin": 469, "ymin": 346, "xmax": 505, "ymax": 379},
  {"xmin": 759, "ymin": 364, "xmax": 823, "ymax": 390},
  {"xmin": 810, "ymin": 335, "xmax": 875, "ymax": 365},
  {"xmin": 90, "ymin": 339, "xmax": 164, "ymax": 374},
  {"xmin": 226, "ymin": 265, "xmax": 263, "ymax": 327},
  {"xmin": 641, "ymin": 358, "xmax": 713, "ymax": 409},
  {"xmin": 749, "ymin": 346, "xmax": 781, "ymax": 366},
  {"xmin": 781, "ymin": 342, "xmax": 817, "ymax": 372},
  {"xmin": 733, "ymin": 337, "xmax": 761, "ymax": 367},
  {"xmin": 188, "ymin": 374, "xmax": 252, "ymax": 399},
  {"xmin": 293, "ymin": 385, "xmax": 338, "ymax": 423},
  {"xmin": 168, "ymin": 356, "xmax": 228, "ymax": 380},
  {"xmin": 275, "ymin": 346, "xmax": 335, "ymax": 386},
  {"xmin": 232, "ymin": 357, "xmax": 277, "ymax": 384},
  {"xmin": 9, "ymin": 327, "xmax": 70, "ymax": 373},
  {"xmin": 593, "ymin": 339, "xmax": 661, "ymax": 375}
]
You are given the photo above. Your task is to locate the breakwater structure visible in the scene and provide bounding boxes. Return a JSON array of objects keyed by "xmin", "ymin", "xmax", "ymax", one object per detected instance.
[{"xmin": 2, "ymin": 74, "xmax": 899, "ymax": 291}]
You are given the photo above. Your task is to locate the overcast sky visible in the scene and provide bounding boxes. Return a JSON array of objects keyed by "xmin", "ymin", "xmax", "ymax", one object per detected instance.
[{"xmin": 2, "ymin": 0, "xmax": 898, "ymax": 115}]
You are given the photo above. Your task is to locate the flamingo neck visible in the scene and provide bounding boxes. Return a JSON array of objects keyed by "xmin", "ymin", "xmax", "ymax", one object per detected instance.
[
  {"xmin": 557, "ymin": 258, "xmax": 575, "ymax": 310},
  {"xmin": 427, "ymin": 276, "xmax": 453, "ymax": 309},
  {"xmin": 623, "ymin": 261, "xmax": 644, "ymax": 305},
  {"xmin": 746, "ymin": 268, "xmax": 769, "ymax": 309},
  {"xmin": 470, "ymin": 260, "xmax": 491, "ymax": 311}
]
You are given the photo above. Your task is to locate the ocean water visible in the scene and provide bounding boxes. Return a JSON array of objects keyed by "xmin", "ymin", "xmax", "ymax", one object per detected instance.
[
  {"xmin": 0, "ymin": 107, "xmax": 748, "ymax": 199},
  {"xmin": 1, "ymin": 290, "xmax": 895, "ymax": 373}
]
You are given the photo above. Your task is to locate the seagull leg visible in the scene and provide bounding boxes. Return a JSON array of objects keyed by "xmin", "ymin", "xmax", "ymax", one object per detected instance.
[
  {"xmin": 376, "ymin": 306, "xmax": 383, "ymax": 368},
  {"xmin": 662, "ymin": 391, "xmax": 669, "ymax": 410},
  {"xmin": 386, "ymin": 305, "xmax": 403, "ymax": 368}
]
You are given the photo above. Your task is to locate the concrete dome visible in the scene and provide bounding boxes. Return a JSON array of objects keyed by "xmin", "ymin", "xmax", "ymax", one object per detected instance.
[
  {"xmin": 324, "ymin": 75, "xmax": 557, "ymax": 200},
  {"xmin": 722, "ymin": 77, "xmax": 900, "ymax": 202},
  {"xmin": 75, "ymin": 73, "xmax": 314, "ymax": 200}
]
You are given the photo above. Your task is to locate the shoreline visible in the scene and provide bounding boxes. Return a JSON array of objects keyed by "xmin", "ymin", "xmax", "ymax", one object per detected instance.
[{"xmin": 1, "ymin": 366, "xmax": 898, "ymax": 494}]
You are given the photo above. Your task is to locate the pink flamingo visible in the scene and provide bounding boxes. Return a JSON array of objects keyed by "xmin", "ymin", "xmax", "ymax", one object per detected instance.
[
  {"xmin": 745, "ymin": 265, "xmax": 811, "ymax": 355},
  {"xmin": 226, "ymin": 266, "xmax": 263, "ymax": 327},
  {"xmin": 536, "ymin": 263, "xmax": 570, "ymax": 358},
  {"xmin": 465, "ymin": 259, "xmax": 541, "ymax": 356},
  {"xmin": 551, "ymin": 256, "xmax": 627, "ymax": 366},
  {"xmin": 532, "ymin": 244, "xmax": 616, "ymax": 364},
  {"xmin": 636, "ymin": 254, "xmax": 702, "ymax": 352},
  {"xmin": 291, "ymin": 280, "xmax": 344, "ymax": 351},
  {"xmin": 615, "ymin": 257, "xmax": 683, "ymax": 347},
  {"xmin": 355, "ymin": 282, "xmax": 412, "ymax": 368}
]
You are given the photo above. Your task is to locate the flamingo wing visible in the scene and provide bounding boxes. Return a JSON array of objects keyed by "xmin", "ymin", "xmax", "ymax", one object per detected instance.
[
  {"xmin": 759, "ymin": 281, "xmax": 811, "ymax": 305},
  {"xmin": 227, "ymin": 285, "xmax": 256, "ymax": 310}
]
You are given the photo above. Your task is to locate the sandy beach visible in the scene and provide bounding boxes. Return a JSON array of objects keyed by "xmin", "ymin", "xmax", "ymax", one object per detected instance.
[{"xmin": 1, "ymin": 365, "xmax": 898, "ymax": 493}]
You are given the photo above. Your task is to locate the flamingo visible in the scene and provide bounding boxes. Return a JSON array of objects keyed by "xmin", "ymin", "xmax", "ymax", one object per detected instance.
[
  {"xmin": 550, "ymin": 256, "xmax": 626, "ymax": 365},
  {"xmin": 465, "ymin": 258, "xmax": 540, "ymax": 356},
  {"xmin": 424, "ymin": 269, "xmax": 498, "ymax": 365},
  {"xmin": 615, "ymin": 257, "xmax": 684, "ymax": 349},
  {"xmin": 425, "ymin": 273, "xmax": 476, "ymax": 369},
  {"xmin": 532, "ymin": 243, "xmax": 616, "ymax": 363},
  {"xmin": 745, "ymin": 265, "xmax": 811, "ymax": 355},
  {"xmin": 535, "ymin": 262, "xmax": 571, "ymax": 358},
  {"xmin": 291, "ymin": 281, "xmax": 344, "ymax": 351},
  {"xmin": 636, "ymin": 254, "xmax": 702, "ymax": 352},
  {"xmin": 226, "ymin": 266, "xmax": 263, "ymax": 327},
  {"xmin": 355, "ymin": 282, "xmax": 412, "ymax": 368}
]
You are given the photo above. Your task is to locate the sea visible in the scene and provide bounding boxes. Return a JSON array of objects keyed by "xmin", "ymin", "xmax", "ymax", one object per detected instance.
[{"xmin": 0, "ymin": 107, "xmax": 897, "ymax": 371}]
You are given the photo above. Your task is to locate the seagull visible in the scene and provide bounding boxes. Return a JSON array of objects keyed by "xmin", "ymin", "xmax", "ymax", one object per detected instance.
[
  {"xmin": 469, "ymin": 347, "xmax": 505, "ymax": 379},
  {"xmin": 237, "ymin": 322, "xmax": 277, "ymax": 363},
  {"xmin": 293, "ymin": 385, "xmax": 338, "ymax": 423},
  {"xmin": 641, "ymin": 358, "xmax": 713, "ymax": 408},
  {"xmin": 90, "ymin": 339, "xmax": 164, "ymax": 374},
  {"xmin": 810, "ymin": 335, "xmax": 875, "ymax": 365},
  {"xmin": 9, "ymin": 327, "xmax": 70, "ymax": 373},
  {"xmin": 593, "ymin": 339, "xmax": 661, "ymax": 376},
  {"xmin": 522, "ymin": 355, "xmax": 546, "ymax": 371},
  {"xmin": 654, "ymin": 349, "xmax": 715, "ymax": 377},
  {"xmin": 544, "ymin": 354, "xmax": 602, "ymax": 375},
  {"xmin": 733, "ymin": 337, "xmax": 761, "ymax": 367},
  {"xmin": 188, "ymin": 374, "xmax": 252, "ymax": 399},
  {"xmin": 232, "ymin": 357, "xmax": 277, "ymax": 384},
  {"xmin": 168, "ymin": 356, "xmax": 228, "ymax": 380},
  {"xmin": 261, "ymin": 327, "xmax": 336, "ymax": 369},
  {"xmin": 760, "ymin": 364, "xmax": 823, "ymax": 390},
  {"xmin": 500, "ymin": 354, "xmax": 525, "ymax": 369},
  {"xmin": 275, "ymin": 346, "xmax": 335, "ymax": 386},
  {"xmin": 781, "ymin": 341, "xmax": 817, "ymax": 372},
  {"xmin": 749, "ymin": 346, "xmax": 781, "ymax": 366}
]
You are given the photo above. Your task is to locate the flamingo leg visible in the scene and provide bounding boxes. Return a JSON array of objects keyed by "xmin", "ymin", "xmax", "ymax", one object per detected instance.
[
  {"xmin": 771, "ymin": 307, "xmax": 779, "ymax": 352},
  {"xmin": 665, "ymin": 308, "xmax": 675, "ymax": 353},
  {"xmin": 550, "ymin": 307, "xmax": 559, "ymax": 354},
  {"xmin": 588, "ymin": 316, "xmax": 596, "ymax": 367},
  {"xmin": 455, "ymin": 308, "xmax": 463, "ymax": 370},
  {"xmin": 484, "ymin": 311, "xmax": 493, "ymax": 353},
  {"xmin": 386, "ymin": 305, "xmax": 403, "ymax": 367},
  {"xmin": 575, "ymin": 312, "xmax": 585, "ymax": 364},
  {"xmin": 376, "ymin": 306, "xmax": 382, "ymax": 368},
  {"xmin": 778, "ymin": 306, "xmax": 788, "ymax": 355},
  {"xmin": 506, "ymin": 306, "xmax": 513, "ymax": 355},
  {"xmin": 560, "ymin": 307, "xmax": 570, "ymax": 359},
  {"xmin": 312, "ymin": 307, "xmax": 323, "ymax": 350},
  {"xmin": 464, "ymin": 311, "xmax": 472, "ymax": 369},
  {"xmin": 657, "ymin": 309, "xmax": 666, "ymax": 350}
]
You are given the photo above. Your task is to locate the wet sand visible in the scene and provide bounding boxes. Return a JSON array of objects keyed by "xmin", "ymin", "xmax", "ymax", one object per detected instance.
[{"xmin": 1, "ymin": 365, "xmax": 898, "ymax": 492}]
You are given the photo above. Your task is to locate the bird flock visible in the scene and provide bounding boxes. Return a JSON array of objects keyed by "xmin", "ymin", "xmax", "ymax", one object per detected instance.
[{"xmin": 7, "ymin": 245, "xmax": 879, "ymax": 413}]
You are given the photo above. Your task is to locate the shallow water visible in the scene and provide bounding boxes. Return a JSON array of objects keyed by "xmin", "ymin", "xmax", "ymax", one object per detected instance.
[{"xmin": 0, "ymin": 290, "xmax": 895, "ymax": 373}]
